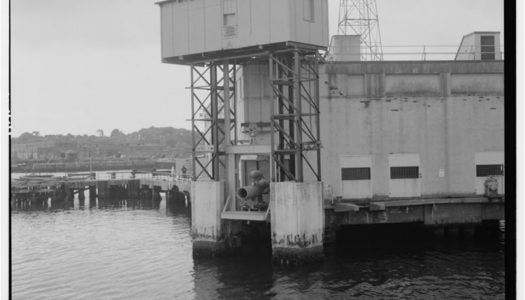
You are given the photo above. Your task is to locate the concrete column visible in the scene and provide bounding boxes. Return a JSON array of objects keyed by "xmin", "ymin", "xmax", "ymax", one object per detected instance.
[
  {"xmin": 191, "ymin": 180, "xmax": 225, "ymax": 256},
  {"xmin": 270, "ymin": 182, "xmax": 324, "ymax": 264},
  {"xmin": 440, "ymin": 73, "xmax": 451, "ymax": 97}
]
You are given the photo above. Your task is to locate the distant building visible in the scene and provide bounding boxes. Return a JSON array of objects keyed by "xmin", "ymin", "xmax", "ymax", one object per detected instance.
[{"xmin": 11, "ymin": 142, "xmax": 54, "ymax": 160}]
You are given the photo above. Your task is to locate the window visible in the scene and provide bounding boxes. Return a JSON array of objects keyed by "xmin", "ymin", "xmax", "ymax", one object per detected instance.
[
  {"xmin": 222, "ymin": 0, "xmax": 237, "ymax": 37},
  {"xmin": 476, "ymin": 164, "xmax": 503, "ymax": 177},
  {"xmin": 341, "ymin": 167, "xmax": 371, "ymax": 180},
  {"xmin": 390, "ymin": 166, "xmax": 419, "ymax": 179},
  {"xmin": 304, "ymin": 0, "xmax": 315, "ymax": 21},
  {"xmin": 223, "ymin": 0, "xmax": 237, "ymax": 26},
  {"xmin": 480, "ymin": 35, "xmax": 495, "ymax": 60}
]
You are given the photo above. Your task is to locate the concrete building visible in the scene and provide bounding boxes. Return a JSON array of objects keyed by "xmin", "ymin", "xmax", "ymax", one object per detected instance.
[{"xmin": 239, "ymin": 60, "xmax": 504, "ymax": 199}]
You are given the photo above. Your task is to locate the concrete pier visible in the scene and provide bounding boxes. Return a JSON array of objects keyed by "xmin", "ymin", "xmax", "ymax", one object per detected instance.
[
  {"xmin": 191, "ymin": 181, "xmax": 226, "ymax": 256},
  {"xmin": 270, "ymin": 182, "xmax": 324, "ymax": 264}
]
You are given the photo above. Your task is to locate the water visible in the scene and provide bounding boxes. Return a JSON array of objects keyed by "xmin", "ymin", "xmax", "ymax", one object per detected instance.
[{"xmin": 11, "ymin": 199, "xmax": 505, "ymax": 299}]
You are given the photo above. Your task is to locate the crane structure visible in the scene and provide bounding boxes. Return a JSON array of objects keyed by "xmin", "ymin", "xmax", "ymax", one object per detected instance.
[{"xmin": 337, "ymin": 0, "xmax": 384, "ymax": 61}]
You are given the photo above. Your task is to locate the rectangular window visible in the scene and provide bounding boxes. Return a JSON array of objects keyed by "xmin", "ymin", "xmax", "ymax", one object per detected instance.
[
  {"xmin": 304, "ymin": 0, "xmax": 315, "ymax": 21},
  {"xmin": 476, "ymin": 164, "xmax": 504, "ymax": 177},
  {"xmin": 342, "ymin": 167, "xmax": 371, "ymax": 180},
  {"xmin": 223, "ymin": 0, "xmax": 237, "ymax": 26},
  {"xmin": 390, "ymin": 166, "xmax": 419, "ymax": 179},
  {"xmin": 480, "ymin": 35, "xmax": 495, "ymax": 60}
]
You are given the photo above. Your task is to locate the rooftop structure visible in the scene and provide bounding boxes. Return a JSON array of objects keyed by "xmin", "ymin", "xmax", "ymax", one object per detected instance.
[{"xmin": 455, "ymin": 32, "xmax": 502, "ymax": 61}]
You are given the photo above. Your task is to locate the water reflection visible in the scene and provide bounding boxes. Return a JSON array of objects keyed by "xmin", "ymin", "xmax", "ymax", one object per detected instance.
[{"xmin": 190, "ymin": 222, "xmax": 505, "ymax": 299}]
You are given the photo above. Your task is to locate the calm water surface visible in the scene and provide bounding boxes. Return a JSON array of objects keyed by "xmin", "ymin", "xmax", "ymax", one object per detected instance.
[{"xmin": 11, "ymin": 198, "xmax": 505, "ymax": 299}]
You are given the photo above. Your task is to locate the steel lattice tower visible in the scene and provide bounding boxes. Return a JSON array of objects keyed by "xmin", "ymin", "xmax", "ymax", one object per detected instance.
[{"xmin": 338, "ymin": 0, "xmax": 383, "ymax": 61}]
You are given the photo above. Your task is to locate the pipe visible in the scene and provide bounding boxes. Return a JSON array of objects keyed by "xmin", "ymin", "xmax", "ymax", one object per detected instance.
[{"xmin": 237, "ymin": 170, "xmax": 270, "ymax": 199}]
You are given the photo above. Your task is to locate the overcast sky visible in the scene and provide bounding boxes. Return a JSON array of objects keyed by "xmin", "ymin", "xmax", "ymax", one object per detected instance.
[{"xmin": 11, "ymin": 0, "xmax": 504, "ymax": 137}]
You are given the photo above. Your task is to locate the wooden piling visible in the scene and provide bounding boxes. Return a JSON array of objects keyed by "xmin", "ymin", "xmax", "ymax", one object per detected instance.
[
  {"xmin": 127, "ymin": 180, "xmax": 140, "ymax": 200},
  {"xmin": 97, "ymin": 181, "xmax": 109, "ymax": 201}
]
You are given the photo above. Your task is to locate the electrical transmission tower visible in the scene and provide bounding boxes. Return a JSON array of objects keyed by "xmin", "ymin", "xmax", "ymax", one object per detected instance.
[{"xmin": 338, "ymin": 0, "xmax": 383, "ymax": 61}]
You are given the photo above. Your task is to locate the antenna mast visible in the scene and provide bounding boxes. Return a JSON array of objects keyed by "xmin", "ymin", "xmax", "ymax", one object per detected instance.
[{"xmin": 338, "ymin": 0, "xmax": 384, "ymax": 61}]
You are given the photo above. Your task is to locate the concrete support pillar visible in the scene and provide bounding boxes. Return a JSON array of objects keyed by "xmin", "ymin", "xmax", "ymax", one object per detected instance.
[
  {"xmin": 270, "ymin": 182, "xmax": 324, "ymax": 264},
  {"xmin": 191, "ymin": 180, "xmax": 225, "ymax": 256},
  {"xmin": 440, "ymin": 72, "xmax": 451, "ymax": 97}
]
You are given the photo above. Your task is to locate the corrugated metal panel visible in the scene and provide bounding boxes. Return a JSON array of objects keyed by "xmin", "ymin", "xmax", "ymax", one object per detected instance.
[
  {"xmin": 160, "ymin": 4, "xmax": 174, "ymax": 58},
  {"xmin": 188, "ymin": 0, "xmax": 205, "ymax": 54},
  {"xmin": 251, "ymin": 0, "xmax": 270, "ymax": 43},
  {"xmin": 269, "ymin": 0, "xmax": 291, "ymax": 44},
  {"xmin": 204, "ymin": 0, "xmax": 221, "ymax": 53},
  {"xmin": 172, "ymin": 2, "xmax": 189, "ymax": 57}
]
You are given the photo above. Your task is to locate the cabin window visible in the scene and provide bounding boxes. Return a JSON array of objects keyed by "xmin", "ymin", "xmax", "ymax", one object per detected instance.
[
  {"xmin": 480, "ymin": 35, "xmax": 495, "ymax": 60},
  {"xmin": 341, "ymin": 167, "xmax": 371, "ymax": 180},
  {"xmin": 476, "ymin": 164, "xmax": 504, "ymax": 177},
  {"xmin": 304, "ymin": 0, "xmax": 315, "ymax": 22},
  {"xmin": 390, "ymin": 166, "xmax": 419, "ymax": 179},
  {"xmin": 223, "ymin": 0, "xmax": 237, "ymax": 26}
]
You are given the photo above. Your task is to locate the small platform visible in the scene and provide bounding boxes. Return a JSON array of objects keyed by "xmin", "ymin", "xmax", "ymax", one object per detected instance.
[
  {"xmin": 221, "ymin": 195, "xmax": 270, "ymax": 222},
  {"xmin": 221, "ymin": 211, "xmax": 268, "ymax": 222}
]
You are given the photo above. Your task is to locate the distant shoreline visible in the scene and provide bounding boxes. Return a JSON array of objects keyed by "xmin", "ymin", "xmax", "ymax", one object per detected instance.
[{"xmin": 10, "ymin": 161, "xmax": 178, "ymax": 173}]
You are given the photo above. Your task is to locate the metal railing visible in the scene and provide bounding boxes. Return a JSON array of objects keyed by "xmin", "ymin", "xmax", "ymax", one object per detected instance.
[{"xmin": 327, "ymin": 44, "xmax": 505, "ymax": 61}]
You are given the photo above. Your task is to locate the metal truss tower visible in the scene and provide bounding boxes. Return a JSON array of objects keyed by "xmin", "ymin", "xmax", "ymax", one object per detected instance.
[
  {"xmin": 338, "ymin": 0, "xmax": 383, "ymax": 61},
  {"xmin": 189, "ymin": 46, "xmax": 322, "ymax": 183},
  {"xmin": 191, "ymin": 62, "xmax": 237, "ymax": 180},
  {"xmin": 269, "ymin": 49, "xmax": 322, "ymax": 182}
]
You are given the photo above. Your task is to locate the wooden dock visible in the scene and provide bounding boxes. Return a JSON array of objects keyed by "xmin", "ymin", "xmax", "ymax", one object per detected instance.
[{"xmin": 10, "ymin": 171, "xmax": 192, "ymax": 210}]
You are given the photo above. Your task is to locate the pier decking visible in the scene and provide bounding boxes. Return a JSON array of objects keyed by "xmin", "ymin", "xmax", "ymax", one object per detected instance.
[{"xmin": 10, "ymin": 171, "xmax": 192, "ymax": 210}]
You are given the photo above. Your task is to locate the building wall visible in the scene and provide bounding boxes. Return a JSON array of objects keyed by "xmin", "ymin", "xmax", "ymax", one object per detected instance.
[
  {"xmin": 320, "ymin": 61, "xmax": 504, "ymax": 199},
  {"xmin": 238, "ymin": 60, "xmax": 504, "ymax": 199}
]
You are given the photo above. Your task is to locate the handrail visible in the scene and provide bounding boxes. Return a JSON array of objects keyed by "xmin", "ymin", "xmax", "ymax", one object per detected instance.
[{"xmin": 222, "ymin": 195, "xmax": 233, "ymax": 214}]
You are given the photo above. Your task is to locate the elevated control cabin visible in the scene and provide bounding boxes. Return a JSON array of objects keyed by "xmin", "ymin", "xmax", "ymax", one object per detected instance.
[{"xmin": 157, "ymin": 0, "xmax": 329, "ymax": 64}]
